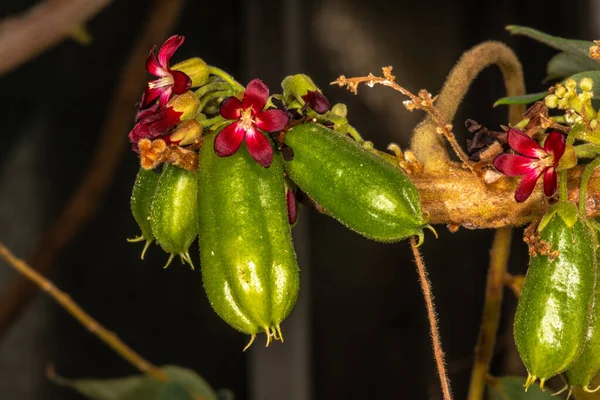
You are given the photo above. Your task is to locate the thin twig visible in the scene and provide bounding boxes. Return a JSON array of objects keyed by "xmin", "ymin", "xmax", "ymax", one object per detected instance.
[
  {"xmin": 0, "ymin": 0, "xmax": 183, "ymax": 340},
  {"xmin": 0, "ymin": 0, "xmax": 114, "ymax": 75},
  {"xmin": 503, "ymin": 273, "xmax": 524, "ymax": 298},
  {"xmin": 331, "ymin": 67, "xmax": 474, "ymax": 171},
  {"xmin": 409, "ymin": 236, "xmax": 453, "ymax": 400},
  {"xmin": 0, "ymin": 241, "xmax": 168, "ymax": 382},
  {"xmin": 467, "ymin": 228, "xmax": 513, "ymax": 400}
]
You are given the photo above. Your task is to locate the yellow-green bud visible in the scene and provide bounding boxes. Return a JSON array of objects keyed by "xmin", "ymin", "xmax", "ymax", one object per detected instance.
[
  {"xmin": 282, "ymin": 74, "xmax": 319, "ymax": 104},
  {"xmin": 555, "ymin": 85, "xmax": 567, "ymax": 98},
  {"xmin": 570, "ymin": 97, "xmax": 583, "ymax": 114},
  {"xmin": 565, "ymin": 78, "xmax": 577, "ymax": 89},
  {"xmin": 558, "ymin": 98, "xmax": 570, "ymax": 109},
  {"xmin": 169, "ymin": 119, "xmax": 203, "ymax": 146},
  {"xmin": 172, "ymin": 58, "xmax": 209, "ymax": 88},
  {"xmin": 544, "ymin": 94, "xmax": 559, "ymax": 109},
  {"xmin": 331, "ymin": 103, "xmax": 348, "ymax": 118},
  {"xmin": 580, "ymin": 77, "xmax": 594, "ymax": 92},
  {"xmin": 168, "ymin": 91, "xmax": 200, "ymax": 120}
]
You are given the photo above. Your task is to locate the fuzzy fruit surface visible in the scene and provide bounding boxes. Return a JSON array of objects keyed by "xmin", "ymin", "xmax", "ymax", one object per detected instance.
[
  {"xmin": 197, "ymin": 131, "xmax": 299, "ymax": 336},
  {"xmin": 564, "ymin": 244, "xmax": 600, "ymax": 390},
  {"xmin": 150, "ymin": 164, "xmax": 198, "ymax": 255},
  {"xmin": 131, "ymin": 168, "xmax": 160, "ymax": 240},
  {"xmin": 514, "ymin": 213, "xmax": 596, "ymax": 382},
  {"xmin": 283, "ymin": 123, "xmax": 425, "ymax": 242}
]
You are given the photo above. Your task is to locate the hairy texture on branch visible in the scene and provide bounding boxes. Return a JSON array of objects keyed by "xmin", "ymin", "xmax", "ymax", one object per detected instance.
[
  {"xmin": 467, "ymin": 228, "xmax": 512, "ymax": 400},
  {"xmin": 0, "ymin": 0, "xmax": 183, "ymax": 340},
  {"xmin": 0, "ymin": 0, "xmax": 113, "ymax": 75},
  {"xmin": 410, "ymin": 237, "xmax": 453, "ymax": 400},
  {"xmin": 411, "ymin": 41, "xmax": 525, "ymax": 170},
  {"xmin": 414, "ymin": 163, "xmax": 600, "ymax": 228}
]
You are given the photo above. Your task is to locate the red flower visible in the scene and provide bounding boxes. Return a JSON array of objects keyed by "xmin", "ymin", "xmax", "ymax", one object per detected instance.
[
  {"xmin": 493, "ymin": 128, "xmax": 566, "ymax": 203},
  {"xmin": 141, "ymin": 35, "xmax": 191, "ymax": 108},
  {"xmin": 215, "ymin": 79, "xmax": 289, "ymax": 168},
  {"xmin": 129, "ymin": 104, "xmax": 182, "ymax": 146}
]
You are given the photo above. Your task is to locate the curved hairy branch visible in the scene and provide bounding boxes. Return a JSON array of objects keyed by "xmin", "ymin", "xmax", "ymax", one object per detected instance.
[
  {"xmin": 410, "ymin": 41, "xmax": 525, "ymax": 170},
  {"xmin": 0, "ymin": 0, "xmax": 114, "ymax": 75},
  {"xmin": 415, "ymin": 163, "xmax": 600, "ymax": 228}
]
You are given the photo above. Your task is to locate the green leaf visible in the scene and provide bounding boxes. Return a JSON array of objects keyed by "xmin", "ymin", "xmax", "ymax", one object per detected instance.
[
  {"xmin": 49, "ymin": 365, "xmax": 217, "ymax": 400},
  {"xmin": 494, "ymin": 91, "xmax": 547, "ymax": 107},
  {"xmin": 507, "ymin": 25, "xmax": 595, "ymax": 58},
  {"xmin": 545, "ymin": 52, "xmax": 600, "ymax": 82},
  {"xmin": 487, "ymin": 376, "xmax": 557, "ymax": 400}
]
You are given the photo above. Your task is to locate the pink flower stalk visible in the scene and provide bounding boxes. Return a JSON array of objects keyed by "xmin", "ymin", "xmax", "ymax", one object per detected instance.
[
  {"xmin": 215, "ymin": 79, "xmax": 289, "ymax": 168},
  {"xmin": 493, "ymin": 128, "xmax": 566, "ymax": 203},
  {"xmin": 141, "ymin": 35, "xmax": 191, "ymax": 108}
]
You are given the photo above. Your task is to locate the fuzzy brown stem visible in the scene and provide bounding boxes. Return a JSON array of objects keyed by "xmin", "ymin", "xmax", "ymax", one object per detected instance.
[
  {"xmin": 410, "ymin": 236, "xmax": 452, "ymax": 400},
  {"xmin": 0, "ymin": 0, "xmax": 114, "ymax": 75},
  {"xmin": 413, "ymin": 162, "xmax": 600, "ymax": 228},
  {"xmin": 467, "ymin": 228, "xmax": 512, "ymax": 400},
  {"xmin": 410, "ymin": 41, "xmax": 525, "ymax": 169},
  {"xmin": 0, "ymin": 0, "xmax": 183, "ymax": 340},
  {"xmin": 0, "ymin": 242, "xmax": 169, "ymax": 382}
]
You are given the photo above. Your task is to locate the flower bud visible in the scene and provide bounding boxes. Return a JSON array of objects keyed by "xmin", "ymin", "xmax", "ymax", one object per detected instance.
[
  {"xmin": 580, "ymin": 77, "xmax": 594, "ymax": 92},
  {"xmin": 555, "ymin": 85, "xmax": 567, "ymax": 98},
  {"xmin": 172, "ymin": 58, "xmax": 209, "ymax": 88},
  {"xmin": 566, "ymin": 78, "xmax": 577, "ymax": 89},
  {"xmin": 169, "ymin": 119, "xmax": 203, "ymax": 146},
  {"xmin": 167, "ymin": 91, "xmax": 200, "ymax": 120},
  {"xmin": 331, "ymin": 103, "xmax": 348, "ymax": 118},
  {"xmin": 282, "ymin": 74, "xmax": 318, "ymax": 104},
  {"xmin": 544, "ymin": 94, "xmax": 559, "ymax": 109}
]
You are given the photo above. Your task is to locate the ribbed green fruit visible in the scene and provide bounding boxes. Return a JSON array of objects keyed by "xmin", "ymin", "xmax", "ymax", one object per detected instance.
[
  {"xmin": 197, "ymin": 131, "xmax": 299, "ymax": 349},
  {"xmin": 514, "ymin": 207, "xmax": 596, "ymax": 390},
  {"xmin": 129, "ymin": 168, "xmax": 160, "ymax": 259},
  {"xmin": 150, "ymin": 164, "xmax": 198, "ymax": 269},
  {"xmin": 283, "ymin": 123, "xmax": 426, "ymax": 242}
]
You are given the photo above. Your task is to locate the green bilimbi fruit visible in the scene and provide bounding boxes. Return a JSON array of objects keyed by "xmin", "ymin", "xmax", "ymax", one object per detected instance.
[
  {"xmin": 514, "ymin": 203, "xmax": 597, "ymax": 391},
  {"xmin": 563, "ymin": 244, "xmax": 600, "ymax": 397},
  {"xmin": 283, "ymin": 122, "xmax": 427, "ymax": 242},
  {"xmin": 197, "ymin": 131, "xmax": 299, "ymax": 349},
  {"xmin": 150, "ymin": 163, "xmax": 198, "ymax": 269},
  {"xmin": 128, "ymin": 168, "xmax": 160, "ymax": 259}
]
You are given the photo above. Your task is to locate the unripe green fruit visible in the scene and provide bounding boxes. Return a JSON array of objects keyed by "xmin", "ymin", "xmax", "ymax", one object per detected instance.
[
  {"xmin": 197, "ymin": 131, "xmax": 299, "ymax": 349},
  {"xmin": 129, "ymin": 168, "xmax": 160, "ymax": 259},
  {"xmin": 514, "ymin": 206, "xmax": 596, "ymax": 391},
  {"xmin": 283, "ymin": 123, "xmax": 426, "ymax": 242},
  {"xmin": 150, "ymin": 164, "xmax": 198, "ymax": 269},
  {"xmin": 564, "ymin": 245, "xmax": 600, "ymax": 395}
]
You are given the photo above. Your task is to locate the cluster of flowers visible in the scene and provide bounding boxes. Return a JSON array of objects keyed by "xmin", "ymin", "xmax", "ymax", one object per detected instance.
[{"xmin": 130, "ymin": 35, "xmax": 332, "ymax": 169}]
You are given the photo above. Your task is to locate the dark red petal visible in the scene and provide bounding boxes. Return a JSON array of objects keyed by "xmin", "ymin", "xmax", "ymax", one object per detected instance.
[
  {"xmin": 254, "ymin": 109, "xmax": 290, "ymax": 132},
  {"xmin": 492, "ymin": 154, "xmax": 535, "ymax": 176},
  {"xmin": 302, "ymin": 90, "xmax": 330, "ymax": 114},
  {"xmin": 142, "ymin": 85, "xmax": 164, "ymax": 108},
  {"xmin": 214, "ymin": 122, "xmax": 245, "ymax": 157},
  {"xmin": 515, "ymin": 170, "xmax": 543, "ymax": 203},
  {"xmin": 286, "ymin": 189, "xmax": 298, "ymax": 225},
  {"xmin": 171, "ymin": 70, "xmax": 191, "ymax": 95},
  {"xmin": 543, "ymin": 167, "xmax": 557, "ymax": 197},
  {"xmin": 136, "ymin": 101, "xmax": 160, "ymax": 121},
  {"xmin": 246, "ymin": 129, "xmax": 273, "ymax": 168},
  {"xmin": 507, "ymin": 128, "xmax": 544, "ymax": 158},
  {"xmin": 219, "ymin": 97, "xmax": 243, "ymax": 120},
  {"xmin": 145, "ymin": 108, "xmax": 182, "ymax": 139},
  {"xmin": 158, "ymin": 86, "xmax": 173, "ymax": 107},
  {"xmin": 242, "ymin": 79, "xmax": 269, "ymax": 114},
  {"xmin": 145, "ymin": 47, "xmax": 169, "ymax": 77},
  {"xmin": 544, "ymin": 131, "xmax": 566, "ymax": 166},
  {"xmin": 158, "ymin": 35, "xmax": 184, "ymax": 68},
  {"xmin": 128, "ymin": 123, "xmax": 149, "ymax": 144}
]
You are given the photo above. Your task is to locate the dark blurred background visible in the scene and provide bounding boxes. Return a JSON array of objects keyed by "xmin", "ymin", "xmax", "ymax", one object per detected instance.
[{"xmin": 0, "ymin": 0, "xmax": 596, "ymax": 399}]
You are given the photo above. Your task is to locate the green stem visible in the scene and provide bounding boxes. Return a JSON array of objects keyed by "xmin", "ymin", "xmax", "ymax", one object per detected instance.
[
  {"xmin": 198, "ymin": 115, "xmax": 225, "ymax": 128},
  {"xmin": 208, "ymin": 66, "xmax": 244, "ymax": 92},
  {"xmin": 346, "ymin": 125, "xmax": 364, "ymax": 143},
  {"xmin": 559, "ymin": 170, "xmax": 568, "ymax": 203},
  {"xmin": 579, "ymin": 157, "xmax": 600, "ymax": 214},
  {"xmin": 194, "ymin": 81, "xmax": 231, "ymax": 98},
  {"xmin": 198, "ymin": 90, "xmax": 235, "ymax": 112}
]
